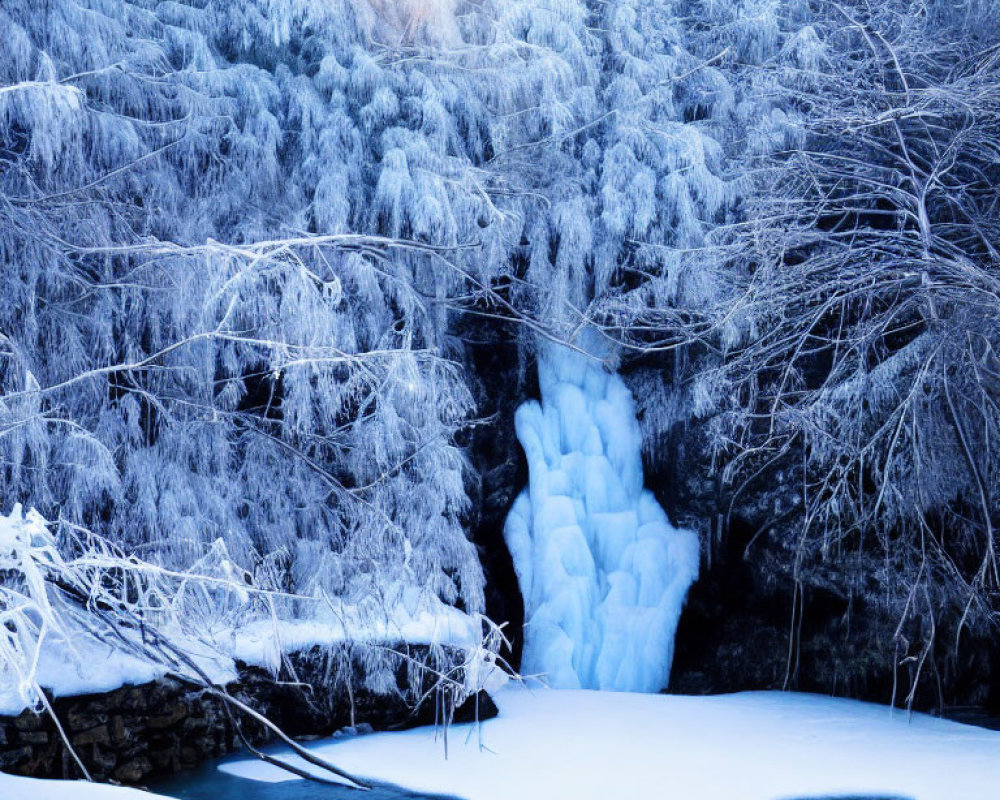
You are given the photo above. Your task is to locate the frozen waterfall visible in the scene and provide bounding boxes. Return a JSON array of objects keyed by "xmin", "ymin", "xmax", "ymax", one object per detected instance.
[{"xmin": 504, "ymin": 337, "xmax": 699, "ymax": 692}]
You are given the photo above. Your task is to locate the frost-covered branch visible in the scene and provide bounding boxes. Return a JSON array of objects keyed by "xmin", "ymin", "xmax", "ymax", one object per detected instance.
[{"xmin": 707, "ymin": 0, "xmax": 1000, "ymax": 704}]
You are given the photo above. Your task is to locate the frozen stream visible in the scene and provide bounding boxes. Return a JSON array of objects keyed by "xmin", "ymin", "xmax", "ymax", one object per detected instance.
[{"xmin": 204, "ymin": 685, "xmax": 999, "ymax": 800}]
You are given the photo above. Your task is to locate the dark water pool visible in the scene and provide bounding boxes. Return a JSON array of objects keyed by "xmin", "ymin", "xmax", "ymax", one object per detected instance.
[
  {"xmin": 155, "ymin": 758, "xmax": 915, "ymax": 800},
  {"xmin": 153, "ymin": 746, "xmax": 462, "ymax": 800}
]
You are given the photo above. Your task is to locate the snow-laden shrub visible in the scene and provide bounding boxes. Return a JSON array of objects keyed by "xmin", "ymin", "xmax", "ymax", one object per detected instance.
[
  {"xmin": 0, "ymin": 505, "xmax": 72, "ymax": 712},
  {"xmin": 0, "ymin": 505, "xmax": 256, "ymax": 714}
]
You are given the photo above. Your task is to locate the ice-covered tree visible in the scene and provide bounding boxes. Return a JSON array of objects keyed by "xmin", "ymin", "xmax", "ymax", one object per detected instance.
[
  {"xmin": 0, "ymin": 0, "xmax": 759, "ymax": 631},
  {"xmin": 706, "ymin": 0, "xmax": 1000, "ymax": 703},
  {"xmin": 0, "ymin": 0, "xmax": 493, "ymax": 622},
  {"xmin": 15, "ymin": 0, "xmax": 974, "ymax": 716}
]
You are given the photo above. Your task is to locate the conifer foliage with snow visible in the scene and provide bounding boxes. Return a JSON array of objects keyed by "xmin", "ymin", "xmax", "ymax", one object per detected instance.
[
  {"xmin": 0, "ymin": 0, "xmax": 752, "ymax": 697},
  {"xmin": 0, "ymin": 0, "xmax": 491, "ymax": 626}
]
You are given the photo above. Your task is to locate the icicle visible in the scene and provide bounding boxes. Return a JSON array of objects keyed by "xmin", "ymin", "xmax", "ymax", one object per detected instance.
[{"xmin": 504, "ymin": 331, "xmax": 699, "ymax": 692}]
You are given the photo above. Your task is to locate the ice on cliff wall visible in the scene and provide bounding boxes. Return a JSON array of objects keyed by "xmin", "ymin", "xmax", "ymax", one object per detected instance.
[{"xmin": 504, "ymin": 337, "xmax": 699, "ymax": 692}]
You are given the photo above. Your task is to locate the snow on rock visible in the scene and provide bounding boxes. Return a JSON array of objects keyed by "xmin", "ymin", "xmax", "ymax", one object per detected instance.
[
  {"xmin": 0, "ymin": 636, "xmax": 174, "ymax": 718},
  {"xmin": 504, "ymin": 334, "xmax": 699, "ymax": 691},
  {"xmin": 229, "ymin": 585, "xmax": 494, "ymax": 680},
  {"xmin": 232, "ymin": 600, "xmax": 479, "ymax": 669},
  {"xmin": 0, "ymin": 506, "xmax": 493, "ymax": 716},
  {"xmin": 0, "ymin": 598, "xmax": 491, "ymax": 717},
  {"xmin": 220, "ymin": 684, "xmax": 1000, "ymax": 800}
]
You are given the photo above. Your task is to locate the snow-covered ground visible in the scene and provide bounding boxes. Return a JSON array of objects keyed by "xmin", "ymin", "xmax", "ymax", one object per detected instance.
[
  {"xmin": 4, "ymin": 685, "xmax": 999, "ymax": 799},
  {"xmin": 0, "ymin": 774, "xmax": 168, "ymax": 800},
  {"xmin": 220, "ymin": 684, "xmax": 1000, "ymax": 800}
]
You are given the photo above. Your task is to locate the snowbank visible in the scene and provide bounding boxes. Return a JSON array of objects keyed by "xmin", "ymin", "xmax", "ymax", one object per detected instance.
[
  {"xmin": 229, "ymin": 586, "xmax": 483, "ymax": 674},
  {"xmin": 0, "ymin": 774, "xmax": 168, "ymax": 800},
  {"xmin": 505, "ymin": 335, "xmax": 699, "ymax": 691},
  {"xmin": 0, "ymin": 637, "xmax": 177, "ymax": 717},
  {"xmin": 220, "ymin": 684, "xmax": 1000, "ymax": 800}
]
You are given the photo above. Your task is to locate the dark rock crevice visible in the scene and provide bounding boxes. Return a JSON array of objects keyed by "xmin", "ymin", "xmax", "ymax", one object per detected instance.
[{"xmin": 462, "ymin": 325, "xmax": 531, "ymax": 671}]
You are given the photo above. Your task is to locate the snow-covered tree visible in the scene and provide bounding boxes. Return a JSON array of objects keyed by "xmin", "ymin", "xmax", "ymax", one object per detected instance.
[
  {"xmin": 10, "ymin": 0, "xmax": 992, "ymax": 719},
  {"xmin": 0, "ymin": 0, "xmax": 753, "ymax": 628},
  {"xmin": 708, "ymin": 0, "xmax": 1000, "ymax": 702},
  {"xmin": 0, "ymin": 0, "xmax": 492, "ymax": 624}
]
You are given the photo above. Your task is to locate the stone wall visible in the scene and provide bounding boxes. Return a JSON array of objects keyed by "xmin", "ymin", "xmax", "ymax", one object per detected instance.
[
  {"xmin": 0, "ymin": 677, "xmax": 237, "ymax": 783},
  {"xmin": 0, "ymin": 643, "xmax": 496, "ymax": 785}
]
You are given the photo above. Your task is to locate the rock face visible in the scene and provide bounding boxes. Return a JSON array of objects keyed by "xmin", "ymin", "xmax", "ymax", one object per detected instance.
[
  {"xmin": 652, "ymin": 413, "xmax": 1000, "ymax": 715},
  {"xmin": 463, "ymin": 328, "xmax": 531, "ymax": 670},
  {"xmin": 0, "ymin": 644, "xmax": 495, "ymax": 784},
  {"xmin": 0, "ymin": 678, "xmax": 235, "ymax": 782}
]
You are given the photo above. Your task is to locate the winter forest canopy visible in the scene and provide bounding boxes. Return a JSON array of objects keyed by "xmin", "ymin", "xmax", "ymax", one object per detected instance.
[{"xmin": 2, "ymin": 0, "xmax": 1000, "ymax": 728}]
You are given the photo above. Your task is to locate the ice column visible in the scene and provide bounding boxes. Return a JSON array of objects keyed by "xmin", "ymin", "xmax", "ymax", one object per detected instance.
[{"xmin": 504, "ymin": 337, "xmax": 699, "ymax": 692}]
